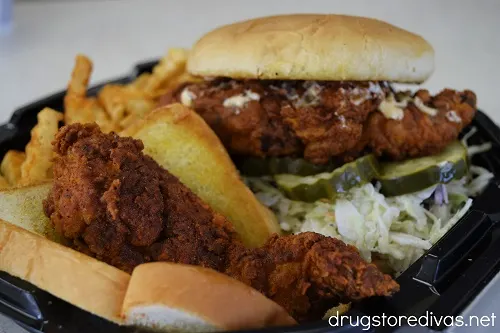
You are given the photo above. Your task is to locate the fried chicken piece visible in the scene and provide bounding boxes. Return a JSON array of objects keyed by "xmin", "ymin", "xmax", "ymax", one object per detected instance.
[
  {"xmin": 226, "ymin": 233, "xmax": 397, "ymax": 321},
  {"xmin": 160, "ymin": 80, "xmax": 386, "ymax": 164},
  {"xmin": 160, "ymin": 79, "xmax": 303, "ymax": 158},
  {"xmin": 44, "ymin": 123, "xmax": 235, "ymax": 272},
  {"xmin": 44, "ymin": 124, "xmax": 398, "ymax": 322},
  {"xmin": 365, "ymin": 89, "xmax": 477, "ymax": 160},
  {"xmin": 161, "ymin": 81, "xmax": 477, "ymax": 164}
]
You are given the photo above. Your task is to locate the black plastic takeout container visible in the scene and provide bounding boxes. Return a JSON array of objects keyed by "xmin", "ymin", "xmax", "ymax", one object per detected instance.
[{"xmin": 1, "ymin": 61, "xmax": 500, "ymax": 333}]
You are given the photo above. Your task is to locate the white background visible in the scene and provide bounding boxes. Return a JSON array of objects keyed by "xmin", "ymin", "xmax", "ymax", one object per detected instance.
[
  {"xmin": 0, "ymin": 0, "xmax": 500, "ymax": 123},
  {"xmin": 0, "ymin": 1, "xmax": 499, "ymax": 332}
]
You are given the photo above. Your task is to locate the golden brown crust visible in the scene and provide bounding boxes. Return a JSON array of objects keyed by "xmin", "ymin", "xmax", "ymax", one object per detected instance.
[
  {"xmin": 225, "ymin": 232, "xmax": 399, "ymax": 321},
  {"xmin": 43, "ymin": 123, "xmax": 237, "ymax": 273},
  {"xmin": 162, "ymin": 84, "xmax": 477, "ymax": 163},
  {"xmin": 365, "ymin": 89, "xmax": 477, "ymax": 159},
  {"xmin": 160, "ymin": 80, "xmax": 384, "ymax": 164},
  {"xmin": 188, "ymin": 14, "xmax": 434, "ymax": 82}
]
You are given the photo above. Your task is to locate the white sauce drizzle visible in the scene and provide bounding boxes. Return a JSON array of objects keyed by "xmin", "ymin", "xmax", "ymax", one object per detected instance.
[
  {"xmin": 414, "ymin": 97, "xmax": 438, "ymax": 116},
  {"xmin": 223, "ymin": 90, "xmax": 260, "ymax": 110},
  {"xmin": 378, "ymin": 94, "xmax": 408, "ymax": 120},
  {"xmin": 294, "ymin": 81, "xmax": 323, "ymax": 107},
  {"xmin": 339, "ymin": 115, "xmax": 347, "ymax": 128},
  {"xmin": 368, "ymin": 82, "xmax": 384, "ymax": 95},
  {"xmin": 180, "ymin": 88, "xmax": 196, "ymax": 107},
  {"xmin": 446, "ymin": 110, "xmax": 462, "ymax": 123},
  {"xmin": 377, "ymin": 93, "xmax": 440, "ymax": 121}
]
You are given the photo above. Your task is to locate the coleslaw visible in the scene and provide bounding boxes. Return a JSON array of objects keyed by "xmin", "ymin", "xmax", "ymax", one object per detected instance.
[{"xmin": 246, "ymin": 130, "xmax": 494, "ymax": 275}]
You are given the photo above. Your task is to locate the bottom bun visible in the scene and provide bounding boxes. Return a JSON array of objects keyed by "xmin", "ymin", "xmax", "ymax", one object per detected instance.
[{"xmin": 122, "ymin": 262, "xmax": 296, "ymax": 332}]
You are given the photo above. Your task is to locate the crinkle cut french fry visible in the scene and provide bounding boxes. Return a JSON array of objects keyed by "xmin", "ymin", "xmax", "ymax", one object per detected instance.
[
  {"xmin": 20, "ymin": 108, "xmax": 63, "ymax": 185},
  {"xmin": 64, "ymin": 55, "xmax": 116, "ymax": 133},
  {"xmin": 64, "ymin": 55, "xmax": 94, "ymax": 125},
  {"xmin": 147, "ymin": 71, "xmax": 203, "ymax": 99},
  {"xmin": 64, "ymin": 95, "xmax": 95, "ymax": 125},
  {"xmin": 125, "ymin": 97, "xmax": 155, "ymax": 118},
  {"xmin": 166, "ymin": 71, "xmax": 203, "ymax": 90},
  {"xmin": 119, "ymin": 113, "xmax": 139, "ymax": 130},
  {"xmin": 63, "ymin": 50, "xmax": 192, "ymax": 134},
  {"xmin": 0, "ymin": 175, "xmax": 9, "ymax": 189},
  {"xmin": 128, "ymin": 73, "xmax": 151, "ymax": 91},
  {"xmin": 68, "ymin": 54, "xmax": 92, "ymax": 98},
  {"xmin": 118, "ymin": 97, "xmax": 155, "ymax": 130},
  {"xmin": 86, "ymin": 98, "xmax": 114, "ymax": 133},
  {"xmin": 98, "ymin": 85, "xmax": 126, "ymax": 125},
  {"xmin": 0, "ymin": 150, "xmax": 25, "ymax": 186},
  {"xmin": 144, "ymin": 48, "xmax": 189, "ymax": 93},
  {"xmin": 99, "ymin": 85, "xmax": 156, "ymax": 131}
]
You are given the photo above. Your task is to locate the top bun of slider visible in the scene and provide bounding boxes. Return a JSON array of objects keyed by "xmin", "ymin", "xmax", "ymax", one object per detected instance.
[{"xmin": 188, "ymin": 14, "xmax": 434, "ymax": 83}]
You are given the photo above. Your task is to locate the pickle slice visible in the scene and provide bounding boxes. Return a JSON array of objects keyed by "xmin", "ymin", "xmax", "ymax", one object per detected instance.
[
  {"xmin": 236, "ymin": 156, "xmax": 339, "ymax": 176},
  {"xmin": 378, "ymin": 141, "xmax": 469, "ymax": 196},
  {"xmin": 274, "ymin": 155, "xmax": 379, "ymax": 202}
]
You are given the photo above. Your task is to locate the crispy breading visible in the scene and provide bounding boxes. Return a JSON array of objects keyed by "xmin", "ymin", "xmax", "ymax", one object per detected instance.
[
  {"xmin": 160, "ymin": 80, "xmax": 385, "ymax": 164},
  {"xmin": 365, "ymin": 89, "xmax": 477, "ymax": 159},
  {"xmin": 225, "ymin": 232, "xmax": 398, "ymax": 321},
  {"xmin": 144, "ymin": 48, "xmax": 189, "ymax": 94},
  {"xmin": 161, "ymin": 80, "xmax": 477, "ymax": 163},
  {"xmin": 44, "ymin": 124, "xmax": 398, "ymax": 322}
]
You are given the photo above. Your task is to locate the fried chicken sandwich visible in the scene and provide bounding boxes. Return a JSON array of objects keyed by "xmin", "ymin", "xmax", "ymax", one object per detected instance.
[{"xmin": 161, "ymin": 14, "xmax": 491, "ymax": 275}]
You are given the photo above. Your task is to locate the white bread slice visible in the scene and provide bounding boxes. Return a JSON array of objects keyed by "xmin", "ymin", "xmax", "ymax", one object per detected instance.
[
  {"xmin": 122, "ymin": 262, "xmax": 296, "ymax": 332},
  {"xmin": 121, "ymin": 104, "xmax": 280, "ymax": 247},
  {"xmin": 0, "ymin": 219, "xmax": 129, "ymax": 324}
]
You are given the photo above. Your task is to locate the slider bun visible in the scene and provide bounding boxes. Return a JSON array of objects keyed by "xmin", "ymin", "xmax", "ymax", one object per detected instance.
[
  {"xmin": 122, "ymin": 263, "xmax": 296, "ymax": 332},
  {"xmin": 188, "ymin": 14, "xmax": 434, "ymax": 83}
]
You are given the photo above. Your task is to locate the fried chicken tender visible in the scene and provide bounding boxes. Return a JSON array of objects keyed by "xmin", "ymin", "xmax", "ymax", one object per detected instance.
[
  {"xmin": 161, "ymin": 81, "xmax": 477, "ymax": 163},
  {"xmin": 365, "ymin": 89, "xmax": 477, "ymax": 159},
  {"xmin": 43, "ymin": 124, "xmax": 398, "ymax": 321},
  {"xmin": 160, "ymin": 80, "xmax": 385, "ymax": 164},
  {"xmin": 226, "ymin": 233, "xmax": 398, "ymax": 321}
]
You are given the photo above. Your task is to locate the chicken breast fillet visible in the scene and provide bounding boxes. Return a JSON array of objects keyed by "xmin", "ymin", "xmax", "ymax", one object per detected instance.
[
  {"xmin": 161, "ymin": 80, "xmax": 476, "ymax": 164},
  {"xmin": 365, "ymin": 89, "xmax": 477, "ymax": 160},
  {"xmin": 43, "ymin": 124, "xmax": 399, "ymax": 322}
]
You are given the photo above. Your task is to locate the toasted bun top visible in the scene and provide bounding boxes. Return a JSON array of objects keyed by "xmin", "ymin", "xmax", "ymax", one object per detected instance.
[{"xmin": 188, "ymin": 14, "xmax": 434, "ymax": 83}]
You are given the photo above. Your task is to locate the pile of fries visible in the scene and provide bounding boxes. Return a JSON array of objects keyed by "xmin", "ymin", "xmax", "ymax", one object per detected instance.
[{"xmin": 0, "ymin": 48, "xmax": 199, "ymax": 189}]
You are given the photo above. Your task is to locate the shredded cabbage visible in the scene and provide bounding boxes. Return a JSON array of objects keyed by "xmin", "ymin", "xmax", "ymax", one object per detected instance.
[{"xmin": 246, "ymin": 131, "xmax": 494, "ymax": 275}]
